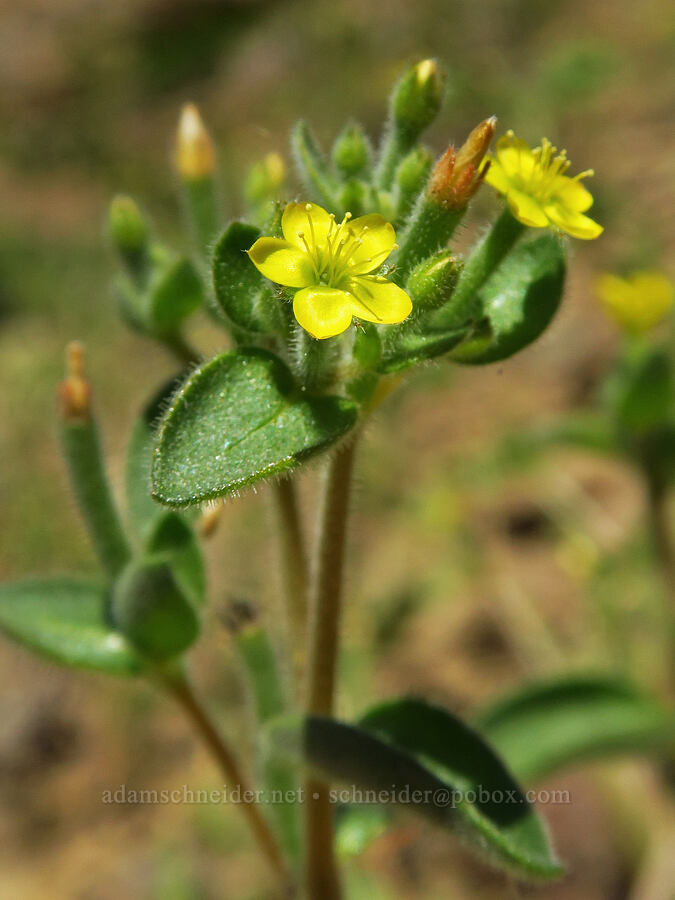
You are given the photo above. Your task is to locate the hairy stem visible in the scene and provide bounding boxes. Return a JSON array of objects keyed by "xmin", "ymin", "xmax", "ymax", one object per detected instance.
[
  {"xmin": 272, "ymin": 478, "xmax": 309, "ymax": 688},
  {"xmin": 164, "ymin": 670, "xmax": 292, "ymax": 892},
  {"xmin": 304, "ymin": 438, "xmax": 358, "ymax": 899}
]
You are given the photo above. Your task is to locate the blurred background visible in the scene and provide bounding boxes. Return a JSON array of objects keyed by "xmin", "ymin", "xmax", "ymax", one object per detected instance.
[{"xmin": 0, "ymin": 0, "xmax": 673, "ymax": 896}]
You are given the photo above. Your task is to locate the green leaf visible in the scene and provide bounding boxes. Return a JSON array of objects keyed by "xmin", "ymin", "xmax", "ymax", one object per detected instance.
[
  {"xmin": 450, "ymin": 234, "xmax": 566, "ymax": 365},
  {"xmin": 476, "ymin": 675, "xmax": 675, "ymax": 783},
  {"xmin": 606, "ymin": 343, "xmax": 673, "ymax": 435},
  {"xmin": 149, "ymin": 257, "xmax": 203, "ymax": 335},
  {"xmin": 360, "ymin": 699, "xmax": 562, "ymax": 879},
  {"xmin": 0, "ymin": 578, "xmax": 142, "ymax": 675},
  {"xmin": 270, "ymin": 705, "xmax": 562, "ymax": 881},
  {"xmin": 379, "ymin": 323, "xmax": 474, "ymax": 373},
  {"xmin": 212, "ymin": 222, "xmax": 270, "ymax": 334},
  {"xmin": 126, "ymin": 373, "xmax": 190, "ymax": 540},
  {"xmin": 152, "ymin": 348, "xmax": 358, "ymax": 506},
  {"xmin": 146, "ymin": 512, "xmax": 206, "ymax": 606}
]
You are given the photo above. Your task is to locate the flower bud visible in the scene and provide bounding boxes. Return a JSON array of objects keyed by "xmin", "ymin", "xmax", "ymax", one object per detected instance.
[
  {"xmin": 112, "ymin": 557, "xmax": 200, "ymax": 661},
  {"xmin": 429, "ymin": 116, "xmax": 497, "ymax": 209},
  {"xmin": 58, "ymin": 341, "xmax": 91, "ymax": 420},
  {"xmin": 175, "ymin": 103, "xmax": 216, "ymax": 181},
  {"xmin": 108, "ymin": 195, "xmax": 149, "ymax": 254},
  {"xmin": 407, "ymin": 251, "xmax": 463, "ymax": 311},
  {"xmin": 331, "ymin": 122, "xmax": 372, "ymax": 178},
  {"xmin": 244, "ymin": 152, "xmax": 286, "ymax": 206},
  {"xmin": 392, "ymin": 59, "xmax": 444, "ymax": 139}
]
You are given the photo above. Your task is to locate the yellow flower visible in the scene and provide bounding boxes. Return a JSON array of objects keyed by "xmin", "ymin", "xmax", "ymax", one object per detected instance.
[
  {"xmin": 484, "ymin": 130, "xmax": 603, "ymax": 240},
  {"xmin": 248, "ymin": 202, "xmax": 412, "ymax": 339},
  {"xmin": 596, "ymin": 270, "xmax": 673, "ymax": 334}
]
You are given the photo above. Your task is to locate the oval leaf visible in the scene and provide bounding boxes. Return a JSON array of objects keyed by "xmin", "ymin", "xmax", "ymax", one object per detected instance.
[
  {"xmin": 378, "ymin": 323, "xmax": 473, "ymax": 374},
  {"xmin": 0, "ymin": 578, "xmax": 142, "ymax": 675},
  {"xmin": 152, "ymin": 348, "xmax": 358, "ymax": 506},
  {"xmin": 450, "ymin": 234, "xmax": 566, "ymax": 365},
  {"xmin": 269, "ymin": 706, "xmax": 562, "ymax": 881},
  {"xmin": 360, "ymin": 699, "xmax": 562, "ymax": 879},
  {"xmin": 212, "ymin": 222, "xmax": 269, "ymax": 333},
  {"xmin": 476, "ymin": 675, "xmax": 675, "ymax": 783}
]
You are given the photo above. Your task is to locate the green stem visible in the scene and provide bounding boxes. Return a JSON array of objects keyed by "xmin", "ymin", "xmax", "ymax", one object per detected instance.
[
  {"xmin": 59, "ymin": 415, "xmax": 131, "ymax": 578},
  {"xmin": 272, "ymin": 478, "xmax": 309, "ymax": 688},
  {"xmin": 304, "ymin": 438, "xmax": 358, "ymax": 900},
  {"xmin": 431, "ymin": 207, "xmax": 525, "ymax": 329},
  {"xmin": 182, "ymin": 176, "xmax": 219, "ymax": 265},
  {"xmin": 163, "ymin": 669, "xmax": 292, "ymax": 892},
  {"xmin": 393, "ymin": 197, "xmax": 466, "ymax": 286},
  {"xmin": 233, "ymin": 621, "xmax": 303, "ymax": 865},
  {"xmin": 374, "ymin": 125, "xmax": 410, "ymax": 191}
]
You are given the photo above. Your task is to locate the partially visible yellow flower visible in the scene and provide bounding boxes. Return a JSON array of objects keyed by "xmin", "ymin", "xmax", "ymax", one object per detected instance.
[
  {"xmin": 248, "ymin": 202, "xmax": 412, "ymax": 339},
  {"xmin": 595, "ymin": 270, "xmax": 673, "ymax": 334},
  {"xmin": 484, "ymin": 130, "xmax": 603, "ymax": 240}
]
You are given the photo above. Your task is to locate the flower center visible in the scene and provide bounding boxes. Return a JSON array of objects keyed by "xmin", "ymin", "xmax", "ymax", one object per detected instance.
[
  {"xmin": 511, "ymin": 139, "xmax": 592, "ymax": 204},
  {"xmin": 296, "ymin": 208, "xmax": 359, "ymax": 287},
  {"xmin": 296, "ymin": 205, "xmax": 392, "ymax": 288}
]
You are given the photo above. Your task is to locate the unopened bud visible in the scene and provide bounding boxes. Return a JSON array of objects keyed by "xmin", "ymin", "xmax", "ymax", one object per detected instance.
[
  {"xmin": 408, "ymin": 252, "xmax": 463, "ymax": 311},
  {"xmin": 429, "ymin": 116, "xmax": 497, "ymax": 209},
  {"xmin": 108, "ymin": 195, "xmax": 148, "ymax": 254},
  {"xmin": 175, "ymin": 103, "xmax": 216, "ymax": 181},
  {"xmin": 332, "ymin": 122, "xmax": 372, "ymax": 177},
  {"xmin": 392, "ymin": 59, "xmax": 444, "ymax": 139},
  {"xmin": 244, "ymin": 152, "xmax": 286, "ymax": 206},
  {"xmin": 58, "ymin": 341, "xmax": 91, "ymax": 420}
]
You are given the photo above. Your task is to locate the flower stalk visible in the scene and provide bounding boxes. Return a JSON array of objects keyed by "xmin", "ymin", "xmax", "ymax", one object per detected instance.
[
  {"xmin": 304, "ymin": 438, "xmax": 359, "ymax": 899},
  {"xmin": 175, "ymin": 104, "xmax": 220, "ymax": 261},
  {"xmin": 163, "ymin": 668, "xmax": 292, "ymax": 891}
]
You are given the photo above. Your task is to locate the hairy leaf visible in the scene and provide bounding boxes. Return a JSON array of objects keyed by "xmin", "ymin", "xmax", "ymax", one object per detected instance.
[
  {"xmin": 0, "ymin": 578, "xmax": 141, "ymax": 675},
  {"xmin": 152, "ymin": 348, "xmax": 358, "ymax": 505}
]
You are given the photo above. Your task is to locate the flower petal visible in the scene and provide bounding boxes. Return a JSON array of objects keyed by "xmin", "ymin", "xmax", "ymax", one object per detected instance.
[
  {"xmin": 282, "ymin": 202, "xmax": 332, "ymax": 250},
  {"xmin": 630, "ymin": 272, "xmax": 674, "ymax": 311},
  {"xmin": 345, "ymin": 214, "xmax": 397, "ymax": 274},
  {"xmin": 544, "ymin": 203, "xmax": 603, "ymax": 240},
  {"xmin": 248, "ymin": 237, "xmax": 315, "ymax": 288},
  {"xmin": 553, "ymin": 175, "xmax": 594, "ymax": 212},
  {"xmin": 506, "ymin": 190, "xmax": 549, "ymax": 228},
  {"xmin": 597, "ymin": 271, "xmax": 674, "ymax": 333},
  {"xmin": 483, "ymin": 158, "xmax": 513, "ymax": 195},
  {"xmin": 495, "ymin": 133, "xmax": 537, "ymax": 181},
  {"xmin": 348, "ymin": 277, "xmax": 413, "ymax": 325},
  {"xmin": 293, "ymin": 286, "xmax": 354, "ymax": 339}
]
